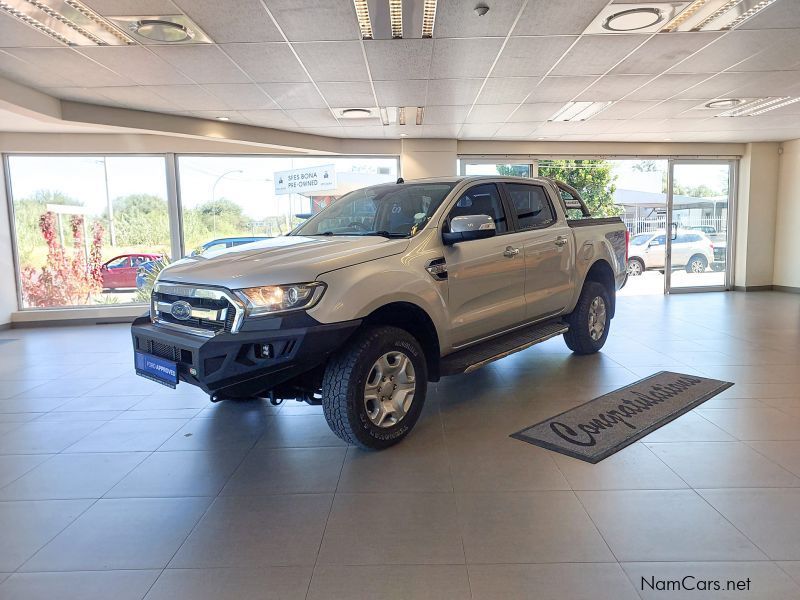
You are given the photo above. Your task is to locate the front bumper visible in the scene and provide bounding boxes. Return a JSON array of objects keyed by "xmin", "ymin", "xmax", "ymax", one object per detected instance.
[{"xmin": 131, "ymin": 313, "xmax": 361, "ymax": 396}]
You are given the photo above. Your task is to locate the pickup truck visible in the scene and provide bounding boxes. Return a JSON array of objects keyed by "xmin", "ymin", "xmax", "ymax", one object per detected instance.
[{"xmin": 131, "ymin": 176, "xmax": 628, "ymax": 449}]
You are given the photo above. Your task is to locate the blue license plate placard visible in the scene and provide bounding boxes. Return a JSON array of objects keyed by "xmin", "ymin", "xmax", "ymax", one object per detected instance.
[{"xmin": 135, "ymin": 351, "xmax": 178, "ymax": 388}]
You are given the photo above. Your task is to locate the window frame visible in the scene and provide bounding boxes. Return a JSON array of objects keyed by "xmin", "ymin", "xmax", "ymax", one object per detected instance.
[
  {"xmin": 500, "ymin": 182, "xmax": 558, "ymax": 232},
  {"xmin": 443, "ymin": 182, "xmax": 516, "ymax": 238}
]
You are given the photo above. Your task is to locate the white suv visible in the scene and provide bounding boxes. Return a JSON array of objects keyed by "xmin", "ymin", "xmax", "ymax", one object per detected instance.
[{"xmin": 627, "ymin": 229, "xmax": 714, "ymax": 276}]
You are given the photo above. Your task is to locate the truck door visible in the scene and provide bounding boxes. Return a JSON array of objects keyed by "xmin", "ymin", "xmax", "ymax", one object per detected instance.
[
  {"xmin": 503, "ymin": 182, "xmax": 574, "ymax": 319},
  {"xmin": 442, "ymin": 183, "xmax": 527, "ymax": 347}
]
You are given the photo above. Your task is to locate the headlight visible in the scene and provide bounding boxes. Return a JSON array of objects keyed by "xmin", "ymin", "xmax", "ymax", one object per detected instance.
[{"xmin": 234, "ymin": 282, "xmax": 325, "ymax": 316}]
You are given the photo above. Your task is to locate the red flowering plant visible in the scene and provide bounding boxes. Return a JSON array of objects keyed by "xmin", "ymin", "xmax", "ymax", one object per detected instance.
[{"xmin": 20, "ymin": 212, "xmax": 105, "ymax": 307}]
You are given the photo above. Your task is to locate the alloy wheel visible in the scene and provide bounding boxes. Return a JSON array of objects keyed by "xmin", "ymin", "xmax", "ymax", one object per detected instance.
[{"xmin": 364, "ymin": 351, "xmax": 416, "ymax": 428}]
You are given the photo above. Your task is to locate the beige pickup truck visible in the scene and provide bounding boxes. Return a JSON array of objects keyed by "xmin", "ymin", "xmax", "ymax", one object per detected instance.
[{"xmin": 132, "ymin": 176, "xmax": 628, "ymax": 449}]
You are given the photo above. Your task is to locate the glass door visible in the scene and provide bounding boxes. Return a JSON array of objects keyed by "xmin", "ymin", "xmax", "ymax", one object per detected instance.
[{"xmin": 665, "ymin": 161, "xmax": 734, "ymax": 292}]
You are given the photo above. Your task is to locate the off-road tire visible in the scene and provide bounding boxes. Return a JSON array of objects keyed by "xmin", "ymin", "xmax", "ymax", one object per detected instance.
[
  {"xmin": 322, "ymin": 325, "xmax": 427, "ymax": 450},
  {"xmin": 563, "ymin": 281, "xmax": 611, "ymax": 355}
]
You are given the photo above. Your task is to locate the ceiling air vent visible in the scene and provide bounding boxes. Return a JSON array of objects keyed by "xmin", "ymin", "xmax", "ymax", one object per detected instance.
[
  {"xmin": 584, "ymin": 2, "xmax": 691, "ymax": 34},
  {"xmin": 107, "ymin": 14, "xmax": 213, "ymax": 44}
]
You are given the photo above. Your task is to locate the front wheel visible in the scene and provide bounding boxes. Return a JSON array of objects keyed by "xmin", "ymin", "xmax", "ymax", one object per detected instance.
[
  {"xmin": 563, "ymin": 281, "xmax": 611, "ymax": 355},
  {"xmin": 322, "ymin": 325, "xmax": 427, "ymax": 450}
]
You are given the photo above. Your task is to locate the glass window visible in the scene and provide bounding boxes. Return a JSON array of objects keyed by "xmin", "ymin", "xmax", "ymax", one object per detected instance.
[
  {"xmin": 653, "ymin": 235, "xmax": 666, "ymax": 245},
  {"xmin": 505, "ymin": 183, "xmax": 555, "ymax": 229},
  {"xmin": 295, "ymin": 183, "xmax": 455, "ymax": 237},
  {"xmin": 464, "ymin": 163, "xmax": 531, "ymax": 177},
  {"xmin": 630, "ymin": 233, "xmax": 651, "ymax": 246},
  {"xmin": 7, "ymin": 156, "xmax": 170, "ymax": 308},
  {"xmin": 177, "ymin": 156, "xmax": 398, "ymax": 252},
  {"xmin": 447, "ymin": 183, "xmax": 508, "ymax": 233},
  {"xmin": 106, "ymin": 256, "xmax": 131, "ymax": 269}
]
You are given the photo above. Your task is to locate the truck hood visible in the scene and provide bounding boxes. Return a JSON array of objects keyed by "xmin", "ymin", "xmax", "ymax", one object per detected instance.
[{"xmin": 159, "ymin": 235, "xmax": 410, "ymax": 289}]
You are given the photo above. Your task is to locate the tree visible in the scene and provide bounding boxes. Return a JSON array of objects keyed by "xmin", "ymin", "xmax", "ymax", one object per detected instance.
[
  {"xmin": 496, "ymin": 164, "xmax": 531, "ymax": 177},
  {"xmin": 110, "ymin": 194, "xmax": 169, "ymax": 247},
  {"xmin": 532, "ymin": 160, "xmax": 621, "ymax": 217}
]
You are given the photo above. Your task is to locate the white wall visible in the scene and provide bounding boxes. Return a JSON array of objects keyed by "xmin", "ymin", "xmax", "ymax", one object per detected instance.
[
  {"xmin": 400, "ymin": 139, "xmax": 457, "ymax": 179},
  {"xmin": 0, "ymin": 165, "xmax": 18, "ymax": 325},
  {"xmin": 774, "ymin": 139, "xmax": 800, "ymax": 290},
  {"xmin": 735, "ymin": 142, "xmax": 780, "ymax": 288}
]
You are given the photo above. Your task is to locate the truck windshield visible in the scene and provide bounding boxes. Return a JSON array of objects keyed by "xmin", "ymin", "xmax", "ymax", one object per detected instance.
[{"xmin": 293, "ymin": 182, "xmax": 456, "ymax": 238}]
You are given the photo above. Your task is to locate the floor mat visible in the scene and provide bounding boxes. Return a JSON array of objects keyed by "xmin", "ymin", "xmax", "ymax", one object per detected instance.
[{"xmin": 511, "ymin": 371, "xmax": 733, "ymax": 463}]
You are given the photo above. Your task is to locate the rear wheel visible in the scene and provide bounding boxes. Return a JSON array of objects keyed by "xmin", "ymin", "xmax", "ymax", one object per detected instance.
[
  {"xmin": 563, "ymin": 281, "xmax": 611, "ymax": 355},
  {"xmin": 322, "ymin": 325, "xmax": 427, "ymax": 450},
  {"xmin": 686, "ymin": 254, "xmax": 708, "ymax": 273},
  {"xmin": 626, "ymin": 258, "xmax": 644, "ymax": 277}
]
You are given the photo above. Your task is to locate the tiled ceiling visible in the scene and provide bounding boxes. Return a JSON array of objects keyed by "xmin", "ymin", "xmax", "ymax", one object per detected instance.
[{"xmin": 1, "ymin": 0, "xmax": 800, "ymax": 142}]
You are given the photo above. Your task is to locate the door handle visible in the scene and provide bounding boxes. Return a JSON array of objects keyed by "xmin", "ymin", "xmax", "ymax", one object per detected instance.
[
  {"xmin": 554, "ymin": 236, "xmax": 568, "ymax": 247},
  {"xmin": 503, "ymin": 246, "xmax": 520, "ymax": 258}
]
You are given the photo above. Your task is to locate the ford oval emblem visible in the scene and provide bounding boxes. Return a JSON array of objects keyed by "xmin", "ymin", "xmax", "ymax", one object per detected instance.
[{"xmin": 170, "ymin": 300, "xmax": 192, "ymax": 321}]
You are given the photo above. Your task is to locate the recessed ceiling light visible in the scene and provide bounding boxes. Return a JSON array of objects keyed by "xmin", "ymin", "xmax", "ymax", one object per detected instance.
[
  {"xmin": 133, "ymin": 19, "xmax": 192, "ymax": 42},
  {"xmin": 216, "ymin": 116, "xmax": 230, "ymax": 121},
  {"xmin": 537, "ymin": 137, "xmax": 546, "ymax": 140},
  {"xmin": 400, "ymin": 133, "xmax": 408, "ymax": 137},
  {"xmin": 705, "ymin": 98, "xmax": 742, "ymax": 109},
  {"xmin": 0, "ymin": 0, "xmax": 134, "ymax": 46},
  {"xmin": 664, "ymin": 138, "xmax": 672, "ymax": 141},
  {"xmin": 603, "ymin": 7, "xmax": 663, "ymax": 32},
  {"xmin": 714, "ymin": 96, "xmax": 799, "ymax": 117}
]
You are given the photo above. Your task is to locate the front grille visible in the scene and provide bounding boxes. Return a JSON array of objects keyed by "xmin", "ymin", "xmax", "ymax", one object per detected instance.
[
  {"xmin": 148, "ymin": 340, "xmax": 179, "ymax": 361},
  {"xmin": 152, "ymin": 287, "xmax": 239, "ymax": 335}
]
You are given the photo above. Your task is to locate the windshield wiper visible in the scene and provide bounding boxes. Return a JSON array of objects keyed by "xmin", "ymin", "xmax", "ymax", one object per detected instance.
[{"xmin": 360, "ymin": 231, "xmax": 408, "ymax": 238}]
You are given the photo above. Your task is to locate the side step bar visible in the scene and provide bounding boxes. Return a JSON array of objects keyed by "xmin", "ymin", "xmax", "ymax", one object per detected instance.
[{"xmin": 440, "ymin": 320, "xmax": 569, "ymax": 376}]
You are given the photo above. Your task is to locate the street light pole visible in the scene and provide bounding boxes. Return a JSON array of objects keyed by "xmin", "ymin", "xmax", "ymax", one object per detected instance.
[
  {"xmin": 211, "ymin": 170, "xmax": 243, "ymax": 235},
  {"xmin": 97, "ymin": 158, "xmax": 116, "ymax": 246}
]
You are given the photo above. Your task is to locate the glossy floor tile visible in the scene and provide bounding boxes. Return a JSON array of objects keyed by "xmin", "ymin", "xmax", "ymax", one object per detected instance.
[{"xmin": 2, "ymin": 291, "xmax": 800, "ymax": 598}]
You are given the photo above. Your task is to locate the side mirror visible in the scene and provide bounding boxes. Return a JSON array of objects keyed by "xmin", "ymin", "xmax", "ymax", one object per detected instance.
[{"xmin": 443, "ymin": 214, "xmax": 496, "ymax": 245}]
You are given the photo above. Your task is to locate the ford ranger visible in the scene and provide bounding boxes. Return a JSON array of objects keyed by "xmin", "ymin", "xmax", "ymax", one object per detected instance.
[{"xmin": 131, "ymin": 176, "xmax": 628, "ymax": 449}]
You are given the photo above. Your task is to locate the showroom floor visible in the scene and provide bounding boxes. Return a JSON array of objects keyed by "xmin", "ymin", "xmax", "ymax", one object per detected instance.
[{"xmin": 0, "ymin": 292, "xmax": 799, "ymax": 599}]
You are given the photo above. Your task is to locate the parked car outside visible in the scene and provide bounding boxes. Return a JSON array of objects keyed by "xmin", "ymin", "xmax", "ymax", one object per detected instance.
[
  {"xmin": 627, "ymin": 229, "xmax": 714, "ymax": 276},
  {"xmin": 689, "ymin": 225, "xmax": 716, "ymax": 235},
  {"xmin": 102, "ymin": 253, "xmax": 161, "ymax": 290},
  {"xmin": 192, "ymin": 236, "xmax": 272, "ymax": 256},
  {"xmin": 136, "ymin": 238, "xmax": 272, "ymax": 290}
]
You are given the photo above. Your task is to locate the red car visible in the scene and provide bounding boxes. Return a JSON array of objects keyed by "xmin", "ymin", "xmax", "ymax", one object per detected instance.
[{"xmin": 101, "ymin": 254, "xmax": 161, "ymax": 290}]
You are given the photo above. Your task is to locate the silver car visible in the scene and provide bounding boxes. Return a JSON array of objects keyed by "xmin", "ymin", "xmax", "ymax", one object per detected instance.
[{"xmin": 627, "ymin": 229, "xmax": 715, "ymax": 276}]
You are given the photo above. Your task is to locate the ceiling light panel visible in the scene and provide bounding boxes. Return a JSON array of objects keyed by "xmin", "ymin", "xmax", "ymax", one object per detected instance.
[
  {"xmin": 585, "ymin": 2, "xmax": 690, "ymax": 34},
  {"xmin": 0, "ymin": 0, "xmax": 133, "ymax": 45},
  {"xmin": 365, "ymin": 0, "xmax": 432, "ymax": 40},
  {"xmin": 421, "ymin": 0, "xmax": 436, "ymax": 37},
  {"xmin": 714, "ymin": 96, "xmax": 798, "ymax": 116},
  {"xmin": 662, "ymin": 0, "xmax": 778, "ymax": 31},
  {"xmin": 389, "ymin": 0, "xmax": 403, "ymax": 37},
  {"xmin": 549, "ymin": 101, "xmax": 612, "ymax": 121},
  {"xmin": 353, "ymin": 0, "xmax": 373, "ymax": 39}
]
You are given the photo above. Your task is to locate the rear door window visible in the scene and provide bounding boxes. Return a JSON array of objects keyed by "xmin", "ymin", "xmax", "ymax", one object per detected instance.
[{"xmin": 505, "ymin": 183, "xmax": 556, "ymax": 229}]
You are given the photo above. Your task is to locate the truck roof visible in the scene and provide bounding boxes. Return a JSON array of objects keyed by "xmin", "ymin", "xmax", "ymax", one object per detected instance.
[{"xmin": 390, "ymin": 175, "xmax": 556, "ymax": 186}]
